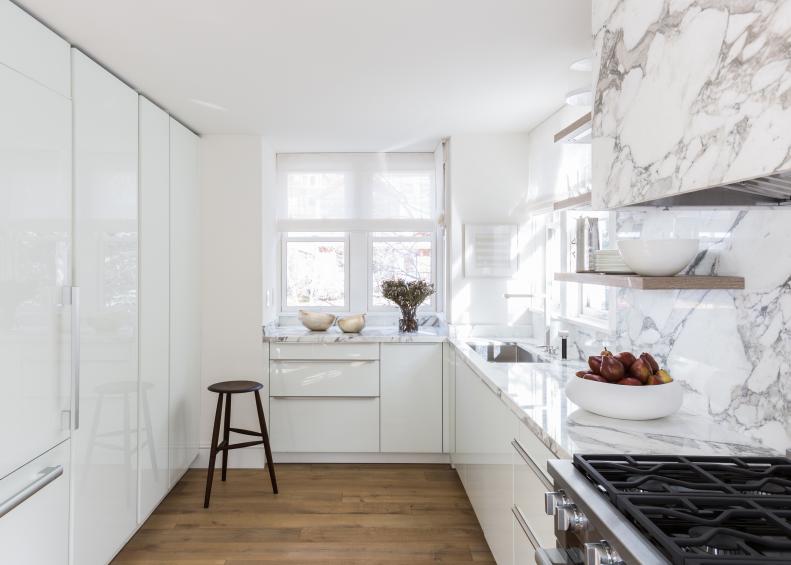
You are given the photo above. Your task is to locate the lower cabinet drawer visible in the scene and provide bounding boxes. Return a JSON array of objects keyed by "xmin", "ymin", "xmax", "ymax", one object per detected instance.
[
  {"xmin": 270, "ymin": 360, "xmax": 379, "ymax": 397},
  {"xmin": 513, "ymin": 512, "xmax": 537, "ymax": 565},
  {"xmin": 513, "ymin": 438, "xmax": 555, "ymax": 550},
  {"xmin": 270, "ymin": 397, "xmax": 380, "ymax": 452}
]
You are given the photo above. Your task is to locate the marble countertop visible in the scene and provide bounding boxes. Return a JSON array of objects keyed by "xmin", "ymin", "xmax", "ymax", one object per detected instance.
[
  {"xmin": 451, "ymin": 338, "xmax": 778, "ymax": 459},
  {"xmin": 263, "ymin": 325, "xmax": 447, "ymax": 342}
]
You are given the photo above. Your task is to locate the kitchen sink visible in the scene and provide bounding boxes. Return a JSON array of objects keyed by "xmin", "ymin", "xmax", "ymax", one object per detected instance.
[{"xmin": 466, "ymin": 342, "xmax": 544, "ymax": 363}]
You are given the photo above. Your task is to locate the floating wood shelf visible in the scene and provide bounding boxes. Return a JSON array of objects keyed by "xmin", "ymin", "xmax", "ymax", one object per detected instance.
[
  {"xmin": 553, "ymin": 192, "xmax": 592, "ymax": 211},
  {"xmin": 554, "ymin": 272, "xmax": 745, "ymax": 290},
  {"xmin": 554, "ymin": 112, "xmax": 592, "ymax": 144}
]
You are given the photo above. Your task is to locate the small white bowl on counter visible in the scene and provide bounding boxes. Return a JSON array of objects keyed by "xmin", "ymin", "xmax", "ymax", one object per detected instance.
[
  {"xmin": 298, "ymin": 310, "xmax": 336, "ymax": 331},
  {"xmin": 337, "ymin": 313, "xmax": 366, "ymax": 333},
  {"xmin": 617, "ymin": 238, "xmax": 699, "ymax": 277},
  {"xmin": 565, "ymin": 377, "xmax": 683, "ymax": 420}
]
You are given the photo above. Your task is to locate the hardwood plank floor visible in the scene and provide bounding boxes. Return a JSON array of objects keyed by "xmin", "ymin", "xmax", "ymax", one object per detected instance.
[{"xmin": 113, "ymin": 464, "xmax": 495, "ymax": 564}]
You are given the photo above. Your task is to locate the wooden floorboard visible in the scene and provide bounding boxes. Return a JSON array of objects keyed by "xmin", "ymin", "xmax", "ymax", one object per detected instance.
[{"xmin": 113, "ymin": 464, "xmax": 495, "ymax": 564}]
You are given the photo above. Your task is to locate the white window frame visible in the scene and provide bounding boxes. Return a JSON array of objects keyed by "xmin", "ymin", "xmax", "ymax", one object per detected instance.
[
  {"xmin": 280, "ymin": 232, "xmax": 350, "ymax": 313},
  {"xmin": 366, "ymin": 230, "xmax": 440, "ymax": 313}
]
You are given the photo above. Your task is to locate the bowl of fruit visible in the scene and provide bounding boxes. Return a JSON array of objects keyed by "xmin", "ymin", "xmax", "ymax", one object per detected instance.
[{"xmin": 565, "ymin": 349, "xmax": 682, "ymax": 420}]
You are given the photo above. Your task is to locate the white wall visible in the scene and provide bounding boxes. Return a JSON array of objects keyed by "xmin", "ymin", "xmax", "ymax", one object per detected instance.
[
  {"xmin": 198, "ymin": 135, "xmax": 271, "ymax": 466},
  {"xmin": 447, "ymin": 133, "xmax": 532, "ymax": 325}
]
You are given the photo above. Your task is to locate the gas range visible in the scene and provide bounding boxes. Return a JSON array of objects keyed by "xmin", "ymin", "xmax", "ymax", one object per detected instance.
[{"xmin": 541, "ymin": 454, "xmax": 791, "ymax": 565}]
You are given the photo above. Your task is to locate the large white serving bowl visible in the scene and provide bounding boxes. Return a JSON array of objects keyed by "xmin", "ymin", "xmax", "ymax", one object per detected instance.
[
  {"xmin": 617, "ymin": 239, "xmax": 699, "ymax": 276},
  {"xmin": 565, "ymin": 377, "xmax": 683, "ymax": 420},
  {"xmin": 298, "ymin": 310, "xmax": 336, "ymax": 331}
]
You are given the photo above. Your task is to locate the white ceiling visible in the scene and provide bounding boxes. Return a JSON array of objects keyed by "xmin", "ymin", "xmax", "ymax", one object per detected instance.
[{"xmin": 19, "ymin": 0, "xmax": 592, "ymax": 152}]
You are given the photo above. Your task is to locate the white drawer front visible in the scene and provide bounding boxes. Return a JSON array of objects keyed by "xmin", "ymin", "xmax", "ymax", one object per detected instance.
[
  {"xmin": 270, "ymin": 360, "xmax": 379, "ymax": 397},
  {"xmin": 271, "ymin": 397, "xmax": 379, "ymax": 452},
  {"xmin": 513, "ymin": 513, "xmax": 537, "ymax": 564},
  {"xmin": 270, "ymin": 342, "xmax": 379, "ymax": 361},
  {"xmin": 518, "ymin": 421, "xmax": 555, "ymax": 485},
  {"xmin": 513, "ymin": 438, "xmax": 555, "ymax": 549}
]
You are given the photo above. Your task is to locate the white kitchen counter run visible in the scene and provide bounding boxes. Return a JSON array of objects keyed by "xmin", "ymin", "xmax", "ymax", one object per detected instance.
[
  {"xmin": 263, "ymin": 325, "xmax": 447, "ymax": 342},
  {"xmin": 451, "ymin": 338, "xmax": 778, "ymax": 460}
]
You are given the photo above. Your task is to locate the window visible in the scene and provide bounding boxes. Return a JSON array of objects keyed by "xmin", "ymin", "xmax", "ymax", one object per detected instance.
[
  {"xmin": 276, "ymin": 153, "xmax": 443, "ymax": 314},
  {"xmin": 370, "ymin": 232, "xmax": 434, "ymax": 309},
  {"xmin": 283, "ymin": 232, "xmax": 347, "ymax": 310}
]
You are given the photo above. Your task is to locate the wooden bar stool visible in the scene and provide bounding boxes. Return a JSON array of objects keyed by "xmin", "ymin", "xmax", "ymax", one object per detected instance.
[{"xmin": 204, "ymin": 380, "xmax": 278, "ymax": 508}]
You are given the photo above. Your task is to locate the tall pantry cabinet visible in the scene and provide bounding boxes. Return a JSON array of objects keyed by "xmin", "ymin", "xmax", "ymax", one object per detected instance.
[
  {"xmin": 71, "ymin": 49, "xmax": 140, "ymax": 565},
  {"xmin": 70, "ymin": 51, "xmax": 201, "ymax": 565}
]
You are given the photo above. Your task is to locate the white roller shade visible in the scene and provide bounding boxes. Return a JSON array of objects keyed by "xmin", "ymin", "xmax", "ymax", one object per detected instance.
[{"xmin": 276, "ymin": 153, "xmax": 438, "ymax": 232}]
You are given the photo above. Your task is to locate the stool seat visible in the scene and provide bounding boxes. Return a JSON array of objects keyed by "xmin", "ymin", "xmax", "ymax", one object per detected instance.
[{"xmin": 208, "ymin": 380, "xmax": 263, "ymax": 394}]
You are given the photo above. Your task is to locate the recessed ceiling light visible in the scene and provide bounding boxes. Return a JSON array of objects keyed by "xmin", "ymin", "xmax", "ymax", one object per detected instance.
[
  {"xmin": 189, "ymin": 98, "xmax": 228, "ymax": 112},
  {"xmin": 565, "ymin": 87, "xmax": 593, "ymax": 107},
  {"xmin": 570, "ymin": 57, "xmax": 592, "ymax": 72}
]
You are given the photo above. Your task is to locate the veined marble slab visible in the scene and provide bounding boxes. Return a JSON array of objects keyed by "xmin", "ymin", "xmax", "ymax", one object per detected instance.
[
  {"xmin": 263, "ymin": 325, "xmax": 447, "ymax": 343},
  {"xmin": 592, "ymin": 0, "xmax": 791, "ymax": 208},
  {"xmin": 451, "ymin": 338, "xmax": 777, "ymax": 459}
]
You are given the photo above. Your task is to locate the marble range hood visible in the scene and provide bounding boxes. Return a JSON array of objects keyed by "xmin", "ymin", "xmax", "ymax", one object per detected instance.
[
  {"xmin": 633, "ymin": 168, "xmax": 791, "ymax": 207},
  {"xmin": 592, "ymin": 1, "xmax": 791, "ymax": 209}
]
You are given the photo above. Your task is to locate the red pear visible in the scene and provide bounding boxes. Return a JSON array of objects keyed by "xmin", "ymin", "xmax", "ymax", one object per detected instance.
[
  {"xmin": 640, "ymin": 352, "xmax": 660, "ymax": 373},
  {"xmin": 615, "ymin": 352, "xmax": 637, "ymax": 369},
  {"xmin": 588, "ymin": 355, "xmax": 603, "ymax": 374},
  {"xmin": 582, "ymin": 373, "xmax": 608, "ymax": 383},
  {"xmin": 599, "ymin": 355, "xmax": 625, "ymax": 382},
  {"xmin": 576, "ymin": 370, "xmax": 587, "ymax": 378},
  {"xmin": 629, "ymin": 358, "xmax": 652, "ymax": 383},
  {"xmin": 617, "ymin": 377, "xmax": 643, "ymax": 386},
  {"xmin": 601, "ymin": 347, "xmax": 613, "ymax": 357}
]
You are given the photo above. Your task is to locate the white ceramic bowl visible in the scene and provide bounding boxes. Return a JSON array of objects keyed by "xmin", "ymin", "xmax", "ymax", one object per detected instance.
[
  {"xmin": 298, "ymin": 310, "xmax": 336, "ymax": 331},
  {"xmin": 565, "ymin": 377, "xmax": 682, "ymax": 420},
  {"xmin": 617, "ymin": 239, "xmax": 699, "ymax": 276},
  {"xmin": 337, "ymin": 314, "xmax": 366, "ymax": 333}
]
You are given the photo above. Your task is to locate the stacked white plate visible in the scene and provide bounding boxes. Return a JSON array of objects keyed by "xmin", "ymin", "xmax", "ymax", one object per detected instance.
[{"xmin": 592, "ymin": 249, "xmax": 633, "ymax": 273}]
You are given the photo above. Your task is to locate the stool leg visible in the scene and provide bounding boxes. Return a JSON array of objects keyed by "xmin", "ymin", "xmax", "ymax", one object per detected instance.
[
  {"xmin": 204, "ymin": 393, "xmax": 224, "ymax": 508},
  {"xmin": 254, "ymin": 390, "xmax": 278, "ymax": 494},
  {"xmin": 221, "ymin": 393, "xmax": 232, "ymax": 481}
]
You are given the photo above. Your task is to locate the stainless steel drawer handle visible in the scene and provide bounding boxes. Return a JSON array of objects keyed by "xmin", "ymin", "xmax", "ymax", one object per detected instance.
[
  {"xmin": 0, "ymin": 465, "xmax": 63, "ymax": 519},
  {"xmin": 512, "ymin": 505, "xmax": 541, "ymax": 550},
  {"xmin": 512, "ymin": 438, "xmax": 552, "ymax": 489}
]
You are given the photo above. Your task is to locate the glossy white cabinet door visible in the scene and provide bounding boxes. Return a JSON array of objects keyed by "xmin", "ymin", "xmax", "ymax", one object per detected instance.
[
  {"xmin": 454, "ymin": 355, "xmax": 514, "ymax": 565},
  {"xmin": 72, "ymin": 49, "xmax": 139, "ymax": 565},
  {"xmin": 169, "ymin": 119, "xmax": 201, "ymax": 487},
  {"xmin": 380, "ymin": 343, "xmax": 442, "ymax": 453},
  {"xmin": 138, "ymin": 96, "xmax": 171, "ymax": 520},
  {"xmin": 0, "ymin": 63, "xmax": 71, "ymax": 480},
  {"xmin": 0, "ymin": 440, "xmax": 70, "ymax": 565},
  {"xmin": 271, "ymin": 397, "xmax": 380, "ymax": 452},
  {"xmin": 270, "ymin": 360, "xmax": 380, "ymax": 397},
  {"xmin": 0, "ymin": 0, "xmax": 70, "ymax": 97}
]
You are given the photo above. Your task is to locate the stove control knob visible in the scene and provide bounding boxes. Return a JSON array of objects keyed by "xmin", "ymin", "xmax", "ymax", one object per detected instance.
[
  {"xmin": 584, "ymin": 541, "xmax": 625, "ymax": 565},
  {"xmin": 544, "ymin": 490, "xmax": 570, "ymax": 516},
  {"xmin": 555, "ymin": 502, "xmax": 588, "ymax": 533}
]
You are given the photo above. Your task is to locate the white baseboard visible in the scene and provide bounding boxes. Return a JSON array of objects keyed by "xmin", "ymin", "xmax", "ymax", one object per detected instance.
[{"xmin": 191, "ymin": 446, "xmax": 450, "ymax": 467}]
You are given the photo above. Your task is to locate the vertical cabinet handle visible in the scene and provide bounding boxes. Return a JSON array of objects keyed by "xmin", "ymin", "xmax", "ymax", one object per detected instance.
[{"xmin": 71, "ymin": 286, "xmax": 80, "ymax": 430}]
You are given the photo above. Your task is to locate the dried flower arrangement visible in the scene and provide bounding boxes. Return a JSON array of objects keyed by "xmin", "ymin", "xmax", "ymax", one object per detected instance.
[{"xmin": 380, "ymin": 278, "xmax": 435, "ymax": 333}]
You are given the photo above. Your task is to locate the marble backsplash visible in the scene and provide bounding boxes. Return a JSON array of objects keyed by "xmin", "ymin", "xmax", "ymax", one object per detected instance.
[{"xmin": 567, "ymin": 207, "xmax": 791, "ymax": 452}]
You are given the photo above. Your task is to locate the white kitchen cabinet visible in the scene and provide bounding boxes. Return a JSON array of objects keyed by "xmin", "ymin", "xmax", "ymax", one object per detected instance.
[
  {"xmin": 271, "ymin": 397, "xmax": 380, "ymax": 452},
  {"xmin": 169, "ymin": 118, "xmax": 201, "ymax": 486},
  {"xmin": 513, "ymin": 432, "xmax": 555, "ymax": 555},
  {"xmin": 72, "ymin": 49, "xmax": 139, "ymax": 565},
  {"xmin": 380, "ymin": 343, "xmax": 442, "ymax": 453},
  {"xmin": 270, "ymin": 360, "xmax": 379, "ymax": 397},
  {"xmin": 0, "ymin": 440, "xmax": 70, "ymax": 565},
  {"xmin": 0, "ymin": 0, "xmax": 70, "ymax": 97},
  {"xmin": 138, "ymin": 96, "xmax": 171, "ymax": 520},
  {"xmin": 513, "ymin": 514, "xmax": 536, "ymax": 565},
  {"xmin": 454, "ymin": 353, "xmax": 515, "ymax": 565},
  {"xmin": 271, "ymin": 342, "xmax": 379, "ymax": 361},
  {"xmin": 0, "ymin": 59, "xmax": 72, "ymax": 481}
]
